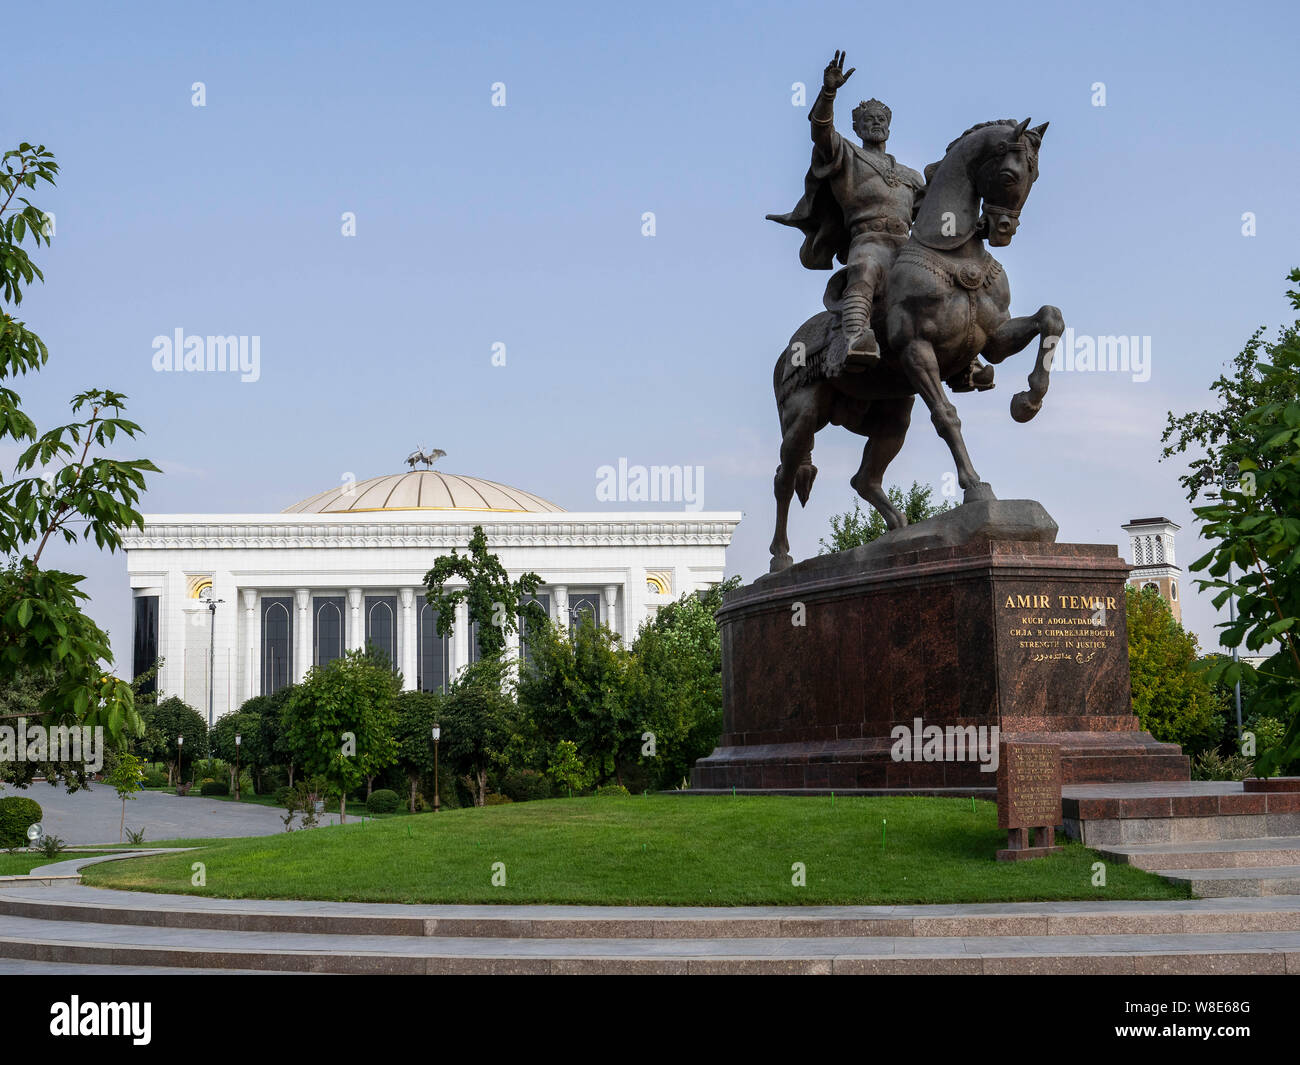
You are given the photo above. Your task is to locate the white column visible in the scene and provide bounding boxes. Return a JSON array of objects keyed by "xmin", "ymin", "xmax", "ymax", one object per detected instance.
[
  {"xmin": 452, "ymin": 599, "xmax": 470, "ymax": 676},
  {"xmin": 294, "ymin": 589, "xmax": 310, "ymax": 682},
  {"xmin": 603, "ymin": 584, "xmax": 619, "ymax": 638},
  {"xmin": 347, "ymin": 587, "xmax": 364, "ymax": 652},
  {"xmin": 552, "ymin": 585, "xmax": 568, "ymax": 632},
  {"xmin": 399, "ymin": 588, "xmax": 417, "ymax": 691},
  {"xmin": 241, "ymin": 589, "xmax": 257, "ymax": 700}
]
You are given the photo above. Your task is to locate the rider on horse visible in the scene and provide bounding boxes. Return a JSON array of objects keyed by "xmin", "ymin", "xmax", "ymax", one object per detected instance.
[{"xmin": 768, "ymin": 51, "xmax": 994, "ymax": 391}]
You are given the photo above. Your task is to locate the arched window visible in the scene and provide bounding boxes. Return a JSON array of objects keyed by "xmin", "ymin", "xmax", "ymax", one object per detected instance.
[
  {"xmin": 1170, "ymin": 581, "xmax": 1178, "ymax": 600},
  {"xmin": 518, "ymin": 593, "xmax": 551, "ymax": 667},
  {"xmin": 568, "ymin": 592, "xmax": 601, "ymax": 629},
  {"xmin": 314, "ymin": 596, "xmax": 345, "ymax": 668},
  {"xmin": 418, "ymin": 603, "xmax": 450, "ymax": 693},
  {"xmin": 261, "ymin": 597, "xmax": 293, "ymax": 694},
  {"xmin": 365, "ymin": 595, "xmax": 398, "ymax": 670}
]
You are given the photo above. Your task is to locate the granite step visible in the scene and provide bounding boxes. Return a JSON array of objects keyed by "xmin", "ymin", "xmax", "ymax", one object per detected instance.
[
  {"xmin": 1155, "ymin": 867, "xmax": 1300, "ymax": 899},
  {"xmin": 0, "ymin": 913, "xmax": 1298, "ymax": 974},
  {"xmin": 1097, "ymin": 836, "xmax": 1300, "ymax": 872},
  {"xmin": 8, "ymin": 884, "xmax": 1300, "ymax": 939}
]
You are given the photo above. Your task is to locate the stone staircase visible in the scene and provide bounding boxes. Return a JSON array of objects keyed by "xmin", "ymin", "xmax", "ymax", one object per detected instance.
[
  {"xmin": 2, "ymin": 853, "xmax": 1300, "ymax": 973},
  {"xmin": 1063, "ymin": 780, "xmax": 1300, "ymax": 897}
]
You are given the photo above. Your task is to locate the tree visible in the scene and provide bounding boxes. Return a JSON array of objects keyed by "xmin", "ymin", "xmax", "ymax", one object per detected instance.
[
  {"xmin": 392, "ymin": 690, "xmax": 442, "ymax": 812},
  {"xmin": 210, "ymin": 710, "xmax": 267, "ymax": 794},
  {"xmin": 1185, "ymin": 271, "xmax": 1300, "ymax": 774},
  {"xmin": 518, "ymin": 615, "xmax": 639, "ymax": 789},
  {"xmin": 0, "ymin": 143, "xmax": 159, "ymax": 748},
  {"xmin": 238, "ymin": 688, "xmax": 296, "ymax": 786},
  {"xmin": 818, "ymin": 481, "xmax": 953, "ymax": 553},
  {"xmin": 282, "ymin": 650, "xmax": 399, "ymax": 822},
  {"xmin": 138, "ymin": 697, "xmax": 207, "ymax": 785},
  {"xmin": 424, "ymin": 525, "xmax": 544, "ymax": 659},
  {"xmin": 631, "ymin": 579, "xmax": 740, "ymax": 789},
  {"xmin": 1126, "ymin": 587, "xmax": 1226, "ymax": 757},
  {"xmin": 1161, "ymin": 269, "xmax": 1300, "ymax": 503},
  {"xmin": 440, "ymin": 657, "xmax": 520, "ymax": 807},
  {"xmin": 104, "ymin": 751, "xmax": 144, "ymax": 842}
]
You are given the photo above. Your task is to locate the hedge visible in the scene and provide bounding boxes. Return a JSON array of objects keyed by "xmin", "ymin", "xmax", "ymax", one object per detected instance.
[
  {"xmin": 0, "ymin": 796, "xmax": 43, "ymax": 848},
  {"xmin": 365, "ymin": 789, "xmax": 400, "ymax": 814}
]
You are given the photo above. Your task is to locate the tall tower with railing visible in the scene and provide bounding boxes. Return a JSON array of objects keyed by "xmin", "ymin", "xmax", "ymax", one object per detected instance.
[{"xmin": 1122, "ymin": 516, "xmax": 1181, "ymax": 623}]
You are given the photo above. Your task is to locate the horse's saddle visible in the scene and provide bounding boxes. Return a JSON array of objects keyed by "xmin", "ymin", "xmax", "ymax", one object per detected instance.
[{"xmin": 779, "ymin": 266, "xmax": 995, "ymax": 400}]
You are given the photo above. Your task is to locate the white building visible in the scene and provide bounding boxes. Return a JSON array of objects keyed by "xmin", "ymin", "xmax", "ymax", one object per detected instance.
[{"xmin": 124, "ymin": 467, "xmax": 741, "ymax": 718}]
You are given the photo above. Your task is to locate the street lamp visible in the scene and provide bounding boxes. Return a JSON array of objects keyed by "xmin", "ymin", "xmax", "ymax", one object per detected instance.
[
  {"xmin": 1208, "ymin": 464, "xmax": 1245, "ymax": 739},
  {"xmin": 234, "ymin": 733, "xmax": 242, "ymax": 802},
  {"xmin": 431, "ymin": 723, "xmax": 441, "ymax": 813},
  {"xmin": 176, "ymin": 734, "xmax": 184, "ymax": 789},
  {"xmin": 199, "ymin": 589, "xmax": 225, "ymax": 743}
]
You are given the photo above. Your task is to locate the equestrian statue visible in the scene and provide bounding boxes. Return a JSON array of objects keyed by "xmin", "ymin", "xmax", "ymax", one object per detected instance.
[{"xmin": 766, "ymin": 50, "xmax": 1062, "ymax": 572}]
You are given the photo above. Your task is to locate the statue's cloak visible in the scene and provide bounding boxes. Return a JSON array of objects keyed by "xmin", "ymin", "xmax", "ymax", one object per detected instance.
[
  {"xmin": 765, "ymin": 150, "xmax": 848, "ymax": 270},
  {"xmin": 767, "ymin": 140, "xmax": 925, "ymax": 270}
]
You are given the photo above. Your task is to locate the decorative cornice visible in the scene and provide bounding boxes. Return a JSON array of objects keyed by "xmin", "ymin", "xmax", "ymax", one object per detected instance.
[{"xmin": 123, "ymin": 515, "xmax": 742, "ymax": 551}]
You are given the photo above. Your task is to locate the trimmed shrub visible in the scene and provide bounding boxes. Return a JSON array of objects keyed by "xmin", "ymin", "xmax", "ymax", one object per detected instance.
[
  {"xmin": 484, "ymin": 793, "xmax": 514, "ymax": 806},
  {"xmin": 200, "ymin": 780, "xmax": 229, "ymax": 797},
  {"xmin": 143, "ymin": 770, "xmax": 169, "ymax": 788},
  {"xmin": 0, "ymin": 796, "xmax": 43, "ymax": 848},
  {"xmin": 500, "ymin": 769, "xmax": 552, "ymax": 803},
  {"xmin": 595, "ymin": 783, "xmax": 630, "ymax": 798},
  {"xmin": 272, "ymin": 785, "xmax": 293, "ymax": 808},
  {"xmin": 365, "ymin": 789, "xmax": 400, "ymax": 814}
]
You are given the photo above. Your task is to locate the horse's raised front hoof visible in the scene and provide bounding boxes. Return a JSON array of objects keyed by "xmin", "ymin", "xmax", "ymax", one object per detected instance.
[
  {"xmin": 769, "ymin": 552, "xmax": 793, "ymax": 573},
  {"xmin": 1010, "ymin": 391, "xmax": 1042, "ymax": 423},
  {"xmin": 963, "ymin": 482, "xmax": 996, "ymax": 504}
]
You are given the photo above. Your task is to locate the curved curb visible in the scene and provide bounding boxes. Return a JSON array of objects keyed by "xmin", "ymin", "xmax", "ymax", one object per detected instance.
[{"xmin": 17, "ymin": 849, "xmax": 197, "ymax": 882}]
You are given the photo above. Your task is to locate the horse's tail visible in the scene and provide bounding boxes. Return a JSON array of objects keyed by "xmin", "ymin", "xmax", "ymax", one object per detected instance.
[{"xmin": 794, "ymin": 458, "xmax": 817, "ymax": 506}]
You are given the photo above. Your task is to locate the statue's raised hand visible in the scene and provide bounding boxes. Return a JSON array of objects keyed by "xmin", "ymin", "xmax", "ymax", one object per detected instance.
[{"xmin": 823, "ymin": 50, "xmax": 855, "ymax": 92}]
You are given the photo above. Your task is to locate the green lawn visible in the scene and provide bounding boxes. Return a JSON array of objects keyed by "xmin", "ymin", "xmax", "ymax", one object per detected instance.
[
  {"xmin": 80, "ymin": 795, "xmax": 1188, "ymax": 906},
  {"xmin": 0, "ymin": 851, "xmax": 114, "ymax": 876}
]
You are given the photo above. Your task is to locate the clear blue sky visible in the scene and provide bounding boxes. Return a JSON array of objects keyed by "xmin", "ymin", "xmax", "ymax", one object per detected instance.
[{"xmin": 5, "ymin": 0, "xmax": 1298, "ymax": 663}]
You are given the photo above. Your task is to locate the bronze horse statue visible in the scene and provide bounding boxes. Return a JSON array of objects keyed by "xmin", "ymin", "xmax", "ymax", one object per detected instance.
[{"xmin": 768, "ymin": 117, "xmax": 1062, "ymax": 572}]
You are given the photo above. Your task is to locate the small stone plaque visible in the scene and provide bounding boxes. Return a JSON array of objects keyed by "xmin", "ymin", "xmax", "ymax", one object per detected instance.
[{"xmin": 996, "ymin": 742, "xmax": 1062, "ymax": 861}]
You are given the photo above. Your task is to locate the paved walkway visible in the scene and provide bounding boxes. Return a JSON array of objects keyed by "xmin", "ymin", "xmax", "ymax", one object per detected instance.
[{"xmin": 7, "ymin": 784, "xmax": 341, "ymax": 845}]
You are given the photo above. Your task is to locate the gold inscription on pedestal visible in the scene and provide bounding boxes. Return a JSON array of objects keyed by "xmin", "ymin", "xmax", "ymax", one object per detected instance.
[{"xmin": 999, "ymin": 590, "xmax": 1117, "ymax": 664}]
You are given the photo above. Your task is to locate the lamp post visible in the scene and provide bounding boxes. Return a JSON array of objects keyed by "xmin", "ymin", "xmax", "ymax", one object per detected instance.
[
  {"xmin": 200, "ymin": 590, "xmax": 225, "ymax": 744},
  {"xmin": 176, "ymin": 734, "xmax": 184, "ymax": 788},
  {"xmin": 1208, "ymin": 463, "xmax": 1245, "ymax": 740},
  {"xmin": 235, "ymin": 733, "xmax": 242, "ymax": 802},
  {"xmin": 431, "ymin": 723, "xmax": 441, "ymax": 813}
]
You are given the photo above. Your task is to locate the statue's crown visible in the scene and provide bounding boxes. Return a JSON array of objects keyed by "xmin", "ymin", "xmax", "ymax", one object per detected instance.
[{"xmin": 853, "ymin": 98, "xmax": 892, "ymax": 124}]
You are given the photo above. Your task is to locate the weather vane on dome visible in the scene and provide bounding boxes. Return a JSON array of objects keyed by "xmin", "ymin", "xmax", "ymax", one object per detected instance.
[{"xmin": 405, "ymin": 446, "xmax": 446, "ymax": 470}]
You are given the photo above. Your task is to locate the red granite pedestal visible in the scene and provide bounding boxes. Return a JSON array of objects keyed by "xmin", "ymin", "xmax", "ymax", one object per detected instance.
[{"xmin": 690, "ymin": 536, "xmax": 1189, "ymax": 793}]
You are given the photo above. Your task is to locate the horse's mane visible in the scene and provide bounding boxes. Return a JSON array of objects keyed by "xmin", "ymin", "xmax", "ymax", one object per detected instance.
[{"xmin": 923, "ymin": 119, "xmax": 1021, "ymax": 184}]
